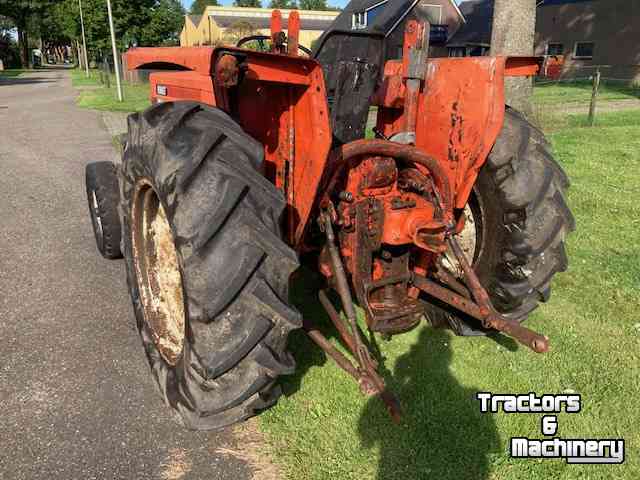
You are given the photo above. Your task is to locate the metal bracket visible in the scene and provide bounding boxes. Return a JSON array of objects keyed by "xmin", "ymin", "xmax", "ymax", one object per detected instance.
[{"xmin": 302, "ymin": 212, "xmax": 402, "ymax": 423}]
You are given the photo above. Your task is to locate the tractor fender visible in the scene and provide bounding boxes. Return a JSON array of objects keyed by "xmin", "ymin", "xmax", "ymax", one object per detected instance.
[{"xmin": 374, "ymin": 56, "xmax": 542, "ymax": 210}]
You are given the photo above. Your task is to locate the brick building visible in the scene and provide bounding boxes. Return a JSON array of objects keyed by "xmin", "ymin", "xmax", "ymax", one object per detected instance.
[
  {"xmin": 449, "ymin": 0, "xmax": 640, "ymax": 84},
  {"xmin": 535, "ymin": 0, "xmax": 640, "ymax": 83}
]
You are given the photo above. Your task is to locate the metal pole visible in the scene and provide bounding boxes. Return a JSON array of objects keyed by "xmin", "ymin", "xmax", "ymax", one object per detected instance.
[
  {"xmin": 106, "ymin": 0, "xmax": 123, "ymax": 102},
  {"xmin": 78, "ymin": 0, "xmax": 89, "ymax": 77}
]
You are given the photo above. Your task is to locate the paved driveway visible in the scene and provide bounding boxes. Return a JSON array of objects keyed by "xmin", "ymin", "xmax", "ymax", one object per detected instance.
[{"xmin": 0, "ymin": 69, "xmax": 255, "ymax": 480}]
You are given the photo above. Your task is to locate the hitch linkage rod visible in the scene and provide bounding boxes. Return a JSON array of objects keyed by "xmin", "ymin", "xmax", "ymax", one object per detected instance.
[
  {"xmin": 412, "ymin": 233, "xmax": 549, "ymax": 354},
  {"xmin": 302, "ymin": 212, "xmax": 402, "ymax": 423}
]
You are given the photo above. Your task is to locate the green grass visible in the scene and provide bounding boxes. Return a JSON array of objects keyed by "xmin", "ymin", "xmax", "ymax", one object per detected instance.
[
  {"xmin": 534, "ymin": 80, "xmax": 640, "ymax": 105},
  {"xmin": 259, "ymin": 109, "xmax": 640, "ymax": 478},
  {"xmin": 71, "ymin": 69, "xmax": 103, "ymax": 86},
  {"xmin": 0, "ymin": 69, "xmax": 27, "ymax": 78},
  {"xmin": 71, "ymin": 68, "xmax": 151, "ymax": 113}
]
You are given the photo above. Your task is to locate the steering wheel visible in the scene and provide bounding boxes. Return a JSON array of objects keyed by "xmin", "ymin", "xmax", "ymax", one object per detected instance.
[{"xmin": 236, "ymin": 35, "xmax": 313, "ymax": 56}]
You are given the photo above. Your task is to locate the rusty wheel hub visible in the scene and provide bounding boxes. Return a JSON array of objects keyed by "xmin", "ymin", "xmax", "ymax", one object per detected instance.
[
  {"xmin": 131, "ymin": 180, "xmax": 186, "ymax": 366},
  {"xmin": 442, "ymin": 202, "xmax": 479, "ymax": 278}
]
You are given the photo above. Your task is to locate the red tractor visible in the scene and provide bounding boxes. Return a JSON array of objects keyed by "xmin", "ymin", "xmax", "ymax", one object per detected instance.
[{"xmin": 85, "ymin": 11, "xmax": 574, "ymax": 429}]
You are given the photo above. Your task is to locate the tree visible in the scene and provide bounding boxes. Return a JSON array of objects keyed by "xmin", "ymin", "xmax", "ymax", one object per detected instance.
[
  {"xmin": 490, "ymin": 0, "xmax": 536, "ymax": 116},
  {"xmin": 35, "ymin": 2, "xmax": 77, "ymax": 63},
  {"xmin": 142, "ymin": 0, "xmax": 185, "ymax": 46},
  {"xmin": 0, "ymin": 0, "xmax": 59, "ymax": 67},
  {"xmin": 190, "ymin": 0, "xmax": 219, "ymax": 15},
  {"xmin": 1, "ymin": 0, "xmax": 188, "ymax": 67},
  {"xmin": 268, "ymin": 0, "xmax": 297, "ymax": 9},
  {"xmin": 299, "ymin": 0, "xmax": 328, "ymax": 10},
  {"xmin": 66, "ymin": 0, "xmax": 183, "ymax": 57},
  {"xmin": 0, "ymin": 15, "xmax": 21, "ymax": 68},
  {"xmin": 234, "ymin": 0, "xmax": 262, "ymax": 7}
]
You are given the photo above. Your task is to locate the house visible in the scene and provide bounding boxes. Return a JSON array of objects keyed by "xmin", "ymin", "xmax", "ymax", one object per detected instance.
[
  {"xmin": 179, "ymin": 6, "xmax": 340, "ymax": 49},
  {"xmin": 448, "ymin": 0, "xmax": 640, "ymax": 83},
  {"xmin": 180, "ymin": 15, "xmax": 203, "ymax": 46},
  {"xmin": 327, "ymin": 0, "xmax": 466, "ymax": 60},
  {"xmin": 535, "ymin": 0, "xmax": 640, "ymax": 83},
  {"xmin": 446, "ymin": 0, "xmax": 492, "ymax": 57}
]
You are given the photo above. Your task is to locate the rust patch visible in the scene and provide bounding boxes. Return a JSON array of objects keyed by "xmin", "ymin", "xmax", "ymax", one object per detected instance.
[
  {"xmin": 131, "ymin": 180, "xmax": 186, "ymax": 365},
  {"xmin": 447, "ymin": 100, "xmax": 463, "ymax": 166}
]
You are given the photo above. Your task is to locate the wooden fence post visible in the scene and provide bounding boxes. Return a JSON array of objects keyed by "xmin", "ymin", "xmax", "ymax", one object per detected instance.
[
  {"xmin": 588, "ymin": 68, "xmax": 601, "ymax": 126},
  {"xmin": 103, "ymin": 58, "xmax": 111, "ymax": 89}
]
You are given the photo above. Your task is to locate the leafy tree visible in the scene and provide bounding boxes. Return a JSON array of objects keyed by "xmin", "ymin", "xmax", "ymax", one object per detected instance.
[
  {"xmin": 70, "ymin": 0, "xmax": 184, "ymax": 57},
  {"xmin": 142, "ymin": 0, "xmax": 185, "ymax": 46},
  {"xmin": 299, "ymin": 0, "xmax": 340, "ymax": 10},
  {"xmin": 190, "ymin": 0, "xmax": 219, "ymax": 15},
  {"xmin": 0, "ymin": 15, "xmax": 21, "ymax": 67},
  {"xmin": 0, "ymin": 0, "xmax": 60, "ymax": 67},
  {"xmin": 234, "ymin": 0, "xmax": 262, "ymax": 7},
  {"xmin": 299, "ymin": 0, "xmax": 326, "ymax": 10},
  {"xmin": 1, "ymin": 0, "xmax": 188, "ymax": 67},
  {"xmin": 268, "ymin": 0, "xmax": 297, "ymax": 9},
  {"xmin": 36, "ymin": 4, "xmax": 74, "ymax": 63}
]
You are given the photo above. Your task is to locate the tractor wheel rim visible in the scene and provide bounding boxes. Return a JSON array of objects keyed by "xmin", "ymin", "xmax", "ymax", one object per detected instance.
[
  {"xmin": 131, "ymin": 180, "xmax": 186, "ymax": 366},
  {"xmin": 91, "ymin": 190, "xmax": 104, "ymax": 247},
  {"xmin": 441, "ymin": 190, "xmax": 484, "ymax": 278}
]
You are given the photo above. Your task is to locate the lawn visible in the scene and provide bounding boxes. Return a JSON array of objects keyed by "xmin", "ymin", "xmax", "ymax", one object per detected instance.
[
  {"xmin": 71, "ymin": 69, "xmax": 151, "ymax": 113},
  {"xmin": 0, "ymin": 69, "xmax": 27, "ymax": 78},
  {"xmin": 534, "ymin": 79, "xmax": 640, "ymax": 105},
  {"xmin": 259, "ymin": 108, "xmax": 640, "ymax": 477}
]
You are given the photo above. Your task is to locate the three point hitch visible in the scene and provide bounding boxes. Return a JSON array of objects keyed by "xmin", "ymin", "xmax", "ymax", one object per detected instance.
[{"xmin": 304, "ymin": 211, "xmax": 549, "ymax": 423}]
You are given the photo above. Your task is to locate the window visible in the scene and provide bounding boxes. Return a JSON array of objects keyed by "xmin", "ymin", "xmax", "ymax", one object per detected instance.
[
  {"xmin": 546, "ymin": 43, "xmax": 564, "ymax": 56},
  {"xmin": 448, "ymin": 47, "xmax": 466, "ymax": 58},
  {"xmin": 352, "ymin": 11, "xmax": 366, "ymax": 29},
  {"xmin": 430, "ymin": 24, "xmax": 449, "ymax": 45},
  {"xmin": 574, "ymin": 42, "xmax": 594, "ymax": 59},
  {"xmin": 420, "ymin": 4, "xmax": 443, "ymax": 24},
  {"xmin": 366, "ymin": 2, "xmax": 387, "ymax": 25},
  {"xmin": 352, "ymin": 1, "xmax": 388, "ymax": 30},
  {"xmin": 469, "ymin": 45, "xmax": 489, "ymax": 57}
]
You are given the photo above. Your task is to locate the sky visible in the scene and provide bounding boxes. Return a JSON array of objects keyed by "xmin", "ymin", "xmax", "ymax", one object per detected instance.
[{"xmin": 180, "ymin": 0, "xmax": 463, "ymax": 10}]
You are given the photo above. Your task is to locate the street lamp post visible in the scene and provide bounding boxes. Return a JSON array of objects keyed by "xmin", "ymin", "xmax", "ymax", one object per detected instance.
[
  {"xmin": 78, "ymin": 0, "xmax": 89, "ymax": 77},
  {"xmin": 106, "ymin": 0, "xmax": 123, "ymax": 102}
]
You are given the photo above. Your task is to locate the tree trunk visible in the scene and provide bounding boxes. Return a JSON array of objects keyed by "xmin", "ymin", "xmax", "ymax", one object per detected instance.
[
  {"xmin": 490, "ymin": 0, "xmax": 536, "ymax": 116},
  {"xmin": 17, "ymin": 28, "xmax": 30, "ymax": 68}
]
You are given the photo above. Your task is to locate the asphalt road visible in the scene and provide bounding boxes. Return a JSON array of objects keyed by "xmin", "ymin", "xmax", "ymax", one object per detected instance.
[{"xmin": 0, "ymin": 69, "xmax": 254, "ymax": 480}]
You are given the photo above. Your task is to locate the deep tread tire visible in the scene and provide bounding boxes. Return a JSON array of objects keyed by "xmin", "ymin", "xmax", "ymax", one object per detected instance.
[
  {"xmin": 426, "ymin": 108, "xmax": 575, "ymax": 335},
  {"xmin": 85, "ymin": 161, "xmax": 122, "ymax": 259},
  {"xmin": 119, "ymin": 101, "xmax": 301, "ymax": 430}
]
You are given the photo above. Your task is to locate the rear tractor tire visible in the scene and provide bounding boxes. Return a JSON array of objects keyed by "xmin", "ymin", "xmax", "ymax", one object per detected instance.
[
  {"xmin": 425, "ymin": 108, "xmax": 576, "ymax": 335},
  {"xmin": 85, "ymin": 161, "xmax": 123, "ymax": 259},
  {"xmin": 119, "ymin": 101, "xmax": 301, "ymax": 430}
]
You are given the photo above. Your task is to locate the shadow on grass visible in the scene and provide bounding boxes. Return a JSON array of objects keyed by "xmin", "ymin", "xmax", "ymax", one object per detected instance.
[
  {"xmin": 285, "ymin": 267, "xmax": 500, "ymax": 479},
  {"xmin": 358, "ymin": 327, "xmax": 500, "ymax": 480},
  {"xmin": 281, "ymin": 267, "xmax": 331, "ymax": 397}
]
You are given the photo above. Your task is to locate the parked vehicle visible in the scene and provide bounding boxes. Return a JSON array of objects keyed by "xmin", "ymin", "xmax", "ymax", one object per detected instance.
[{"xmin": 85, "ymin": 11, "xmax": 574, "ymax": 429}]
